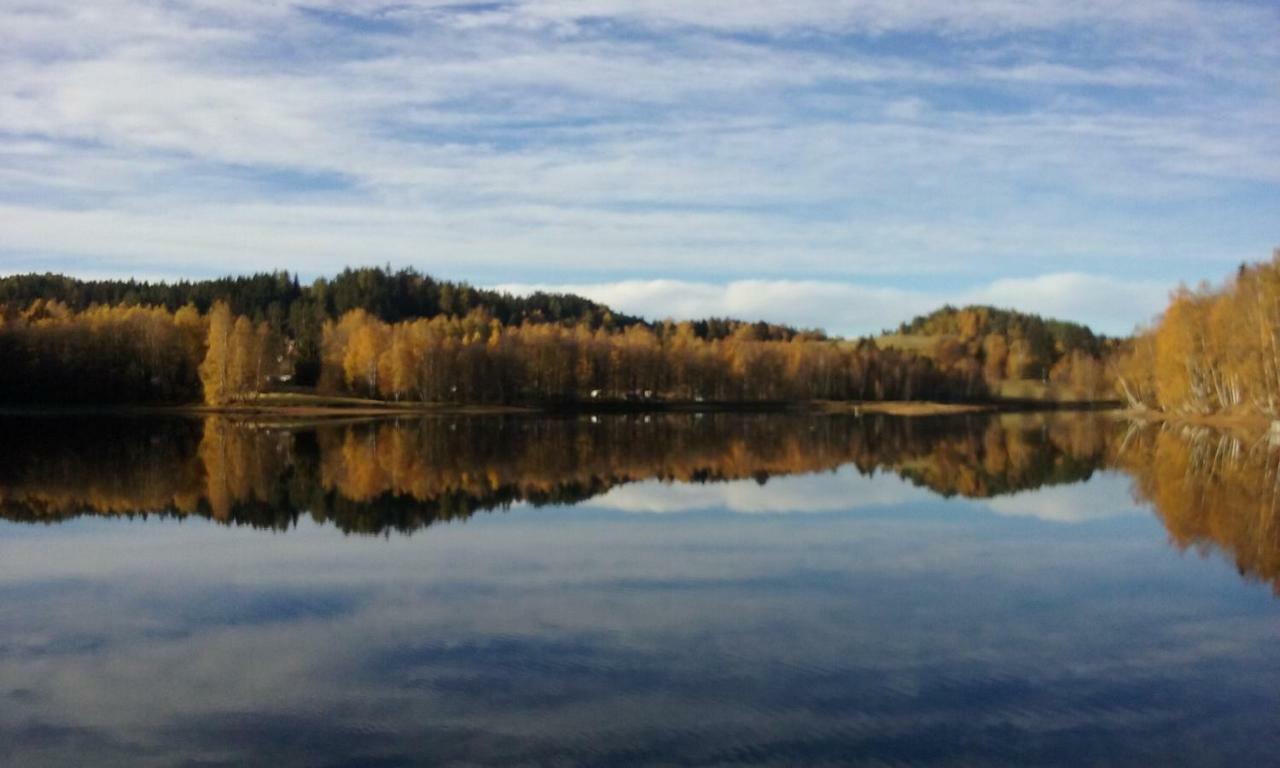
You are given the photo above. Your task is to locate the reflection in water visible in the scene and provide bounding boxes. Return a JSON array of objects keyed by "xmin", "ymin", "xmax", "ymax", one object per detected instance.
[
  {"xmin": 2, "ymin": 412, "xmax": 1109, "ymax": 528},
  {"xmin": 1, "ymin": 412, "xmax": 1276, "ymax": 590},
  {"xmin": 1114, "ymin": 423, "xmax": 1280, "ymax": 593},
  {"xmin": 1, "ymin": 413, "xmax": 1279, "ymax": 766}
]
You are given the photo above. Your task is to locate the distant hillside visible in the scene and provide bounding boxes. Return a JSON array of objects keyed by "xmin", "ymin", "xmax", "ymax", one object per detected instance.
[
  {"xmin": 878, "ymin": 305, "xmax": 1120, "ymax": 401},
  {"xmin": 894, "ymin": 304, "xmax": 1106, "ymax": 353},
  {"xmin": 0, "ymin": 269, "xmax": 826, "ymax": 341},
  {"xmin": 0, "ymin": 268, "xmax": 1127, "ymax": 406},
  {"xmin": 0, "ymin": 268, "xmax": 818, "ymax": 384},
  {"xmin": 0, "ymin": 268, "xmax": 638, "ymax": 330}
]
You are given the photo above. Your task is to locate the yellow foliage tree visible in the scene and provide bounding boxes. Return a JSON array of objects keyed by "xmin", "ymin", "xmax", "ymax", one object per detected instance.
[{"xmin": 200, "ymin": 301, "xmax": 234, "ymax": 405}]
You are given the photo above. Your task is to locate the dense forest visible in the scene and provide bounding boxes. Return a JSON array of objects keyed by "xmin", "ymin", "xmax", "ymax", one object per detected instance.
[
  {"xmin": 0, "ymin": 301, "xmax": 205, "ymax": 403},
  {"xmin": 0, "ymin": 268, "xmax": 817, "ymax": 387},
  {"xmin": 0, "ymin": 299, "xmax": 980, "ymax": 406},
  {"xmin": 313, "ymin": 308, "xmax": 984, "ymax": 405},
  {"xmin": 883, "ymin": 305, "xmax": 1119, "ymax": 400},
  {"xmin": 3, "ymin": 253, "xmax": 1279, "ymax": 412},
  {"xmin": 1114, "ymin": 250, "xmax": 1280, "ymax": 417},
  {"xmin": 0, "ymin": 268, "xmax": 636, "ymax": 386},
  {"xmin": 0, "ymin": 267, "xmax": 985, "ymax": 406}
]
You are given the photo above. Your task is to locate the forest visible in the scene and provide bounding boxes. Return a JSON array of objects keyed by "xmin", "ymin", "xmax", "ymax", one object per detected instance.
[
  {"xmin": 0, "ymin": 298, "xmax": 981, "ymax": 406},
  {"xmin": 882, "ymin": 305, "xmax": 1120, "ymax": 401},
  {"xmin": 1114, "ymin": 250, "xmax": 1280, "ymax": 417},
  {"xmin": 1, "ymin": 252, "xmax": 1278, "ymax": 412},
  {"xmin": 312, "ymin": 308, "xmax": 985, "ymax": 405},
  {"xmin": 0, "ymin": 267, "xmax": 807, "ymax": 386},
  {"xmin": 0, "ymin": 268, "xmax": 985, "ymax": 406}
]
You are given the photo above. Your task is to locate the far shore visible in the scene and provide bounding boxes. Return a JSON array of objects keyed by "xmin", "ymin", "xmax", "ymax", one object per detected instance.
[{"xmin": 0, "ymin": 393, "xmax": 1126, "ymax": 420}]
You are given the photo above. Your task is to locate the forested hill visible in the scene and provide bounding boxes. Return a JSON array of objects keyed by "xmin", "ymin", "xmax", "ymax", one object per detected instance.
[
  {"xmin": 878, "ymin": 304, "xmax": 1121, "ymax": 401},
  {"xmin": 0, "ymin": 267, "xmax": 652, "ymax": 387},
  {"xmin": 7, "ymin": 254, "xmax": 1280, "ymax": 415},
  {"xmin": 895, "ymin": 305, "xmax": 1107, "ymax": 355},
  {"xmin": 0, "ymin": 268, "xmax": 637, "ymax": 330},
  {"xmin": 0, "ymin": 268, "xmax": 1137, "ymax": 411},
  {"xmin": 0, "ymin": 268, "xmax": 823, "ymax": 343},
  {"xmin": 0, "ymin": 263, "xmax": 1136, "ymax": 409}
]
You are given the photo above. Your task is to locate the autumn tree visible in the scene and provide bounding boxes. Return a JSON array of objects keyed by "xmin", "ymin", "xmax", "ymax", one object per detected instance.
[
  {"xmin": 199, "ymin": 302, "xmax": 234, "ymax": 405},
  {"xmin": 1114, "ymin": 250, "xmax": 1280, "ymax": 416}
]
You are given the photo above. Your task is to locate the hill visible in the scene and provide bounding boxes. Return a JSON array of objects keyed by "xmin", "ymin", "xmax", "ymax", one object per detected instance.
[
  {"xmin": 0, "ymin": 268, "xmax": 816, "ymax": 385},
  {"xmin": 0, "ymin": 269, "xmax": 1124, "ymax": 407},
  {"xmin": 877, "ymin": 305, "xmax": 1120, "ymax": 402}
]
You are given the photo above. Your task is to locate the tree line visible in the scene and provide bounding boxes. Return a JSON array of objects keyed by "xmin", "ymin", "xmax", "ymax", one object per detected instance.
[
  {"xmin": 0, "ymin": 300, "xmax": 205, "ymax": 403},
  {"xmin": 1114, "ymin": 250, "xmax": 1280, "ymax": 416},
  {"xmin": 0, "ymin": 298, "xmax": 287, "ymax": 405},
  {"xmin": 0, "ymin": 267, "xmax": 817, "ymax": 384},
  {"xmin": 26, "ymin": 252, "xmax": 1280, "ymax": 410},
  {"xmin": 0, "ymin": 298, "xmax": 986, "ymax": 406},
  {"xmin": 318, "ymin": 308, "xmax": 987, "ymax": 404}
]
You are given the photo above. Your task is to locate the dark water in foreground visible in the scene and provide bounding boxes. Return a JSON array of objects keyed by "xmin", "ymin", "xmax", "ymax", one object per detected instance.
[{"xmin": 0, "ymin": 412, "xmax": 1277, "ymax": 766}]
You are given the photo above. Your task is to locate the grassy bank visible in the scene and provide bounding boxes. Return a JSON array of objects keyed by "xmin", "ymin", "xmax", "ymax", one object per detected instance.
[{"xmin": 814, "ymin": 401, "xmax": 994, "ymax": 416}]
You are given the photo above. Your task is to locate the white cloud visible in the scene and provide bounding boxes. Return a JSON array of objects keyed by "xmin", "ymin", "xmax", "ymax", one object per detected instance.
[
  {"xmin": 588, "ymin": 467, "xmax": 931, "ymax": 514},
  {"xmin": 0, "ymin": 0, "xmax": 1277, "ymax": 314},
  {"xmin": 454, "ymin": 0, "xmax": 1276, "ymax": 39},
  {"xmin": 576, "ymin": 466, "xmax": 1149, "ymax": 524},
  {"xmin": 959, "ymin": 274, "xmax": 1171, "ymax": 334},
  {"xmin": 496, "ymin": 272, "xmax": 1169, "ymax": 336},
  {"xmin": 984, "ymin": 472, "xmax": 1146, "ymax": 523}
]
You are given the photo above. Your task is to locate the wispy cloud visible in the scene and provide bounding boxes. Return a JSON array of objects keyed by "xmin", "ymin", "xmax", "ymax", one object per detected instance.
[{"xmin": 1, "ymin": 0, "xmax": 1277, "ymax": 331}]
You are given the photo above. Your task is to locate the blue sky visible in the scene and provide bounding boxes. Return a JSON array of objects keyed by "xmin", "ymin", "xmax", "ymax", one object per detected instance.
[{"xmin": 1, "ymin": 0, "xmax": 1278, "ymax": 335}]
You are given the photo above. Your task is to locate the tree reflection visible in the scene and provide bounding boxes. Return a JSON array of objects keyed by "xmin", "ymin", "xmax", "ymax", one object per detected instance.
[
  {"xmin": 0, "ymin": 413, "xmax": 1105, "ymax": 528},
  {"xmin": 1114, "ymin": 422, "xmax": 1280, "ymax": 593},
  {"xmin": 0, "ymin": 416, "xmax": 204, "ymax": 520},
  {"xmin": 2, "ymin": 412, "xmax": 1278, "ymax": 592}
]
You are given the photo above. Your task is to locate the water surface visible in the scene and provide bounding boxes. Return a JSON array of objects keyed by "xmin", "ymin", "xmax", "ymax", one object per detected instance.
[{"xmin": 1, "ymin": 412, "xmax": 1277, "ymax": 766}]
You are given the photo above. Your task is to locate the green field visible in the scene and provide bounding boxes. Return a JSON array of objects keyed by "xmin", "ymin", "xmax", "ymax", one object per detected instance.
[{"xmin": 872, "ymin": 333, "xmax": 952, "ymax": 353}]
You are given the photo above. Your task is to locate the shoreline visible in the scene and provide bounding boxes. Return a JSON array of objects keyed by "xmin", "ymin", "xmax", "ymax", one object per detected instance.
[
  {"xmin": 0, "ymin": 397, "xmax": 1125, "ymax": 420},
  {"xmin": 1115, "ymin": 408, "xmax": 1278, "ymax": 435}
]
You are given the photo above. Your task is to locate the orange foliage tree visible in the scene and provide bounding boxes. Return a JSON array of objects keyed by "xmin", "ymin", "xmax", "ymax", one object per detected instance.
[
  {"xmin": 1114, "ymin": 250, "xmax": 1280, "ymax": 416},
  {"xmin": 316, "ymin": 309, "xmax": 988, "ymax": 404}
]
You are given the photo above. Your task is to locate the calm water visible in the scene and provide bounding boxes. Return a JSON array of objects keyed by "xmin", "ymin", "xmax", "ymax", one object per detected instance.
[{"xmin": 0, "ymin": 412, "xmax": 1277, "ymax": 766}]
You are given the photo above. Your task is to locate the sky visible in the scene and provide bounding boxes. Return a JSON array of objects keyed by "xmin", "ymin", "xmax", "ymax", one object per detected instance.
[{"xmin": 2, "ymin": 1, "xmax": 1278, "ymax": 336}]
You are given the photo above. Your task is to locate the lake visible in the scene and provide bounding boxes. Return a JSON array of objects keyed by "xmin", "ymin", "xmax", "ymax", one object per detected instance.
[{"xmin": 0, "ymin": 412, "xmax": 1277, "ymax": 766}]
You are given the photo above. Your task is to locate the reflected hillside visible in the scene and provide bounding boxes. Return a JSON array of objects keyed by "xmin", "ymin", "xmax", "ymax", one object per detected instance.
[
  {"xmin": 3, "ymin": 412, "xmax": 1279, "ymax": 591},
  {"xmin": 0, "ymin": 417, "xmax": 206, "ymax": 521},
  {"xmin": 1, "ymin": 413, "xmax": 1106, "ymax": 534},
  {"xmin": 884, "ymin": 414, "xmax": 1109, "ymax": 498}
]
